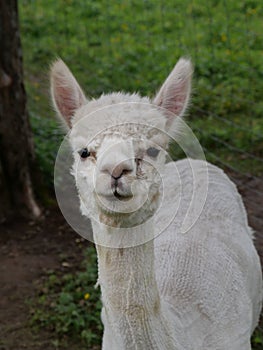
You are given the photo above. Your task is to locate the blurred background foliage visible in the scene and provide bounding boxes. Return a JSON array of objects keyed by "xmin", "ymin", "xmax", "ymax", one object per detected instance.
[{"xmin": 19, "ymin": 0, "xmax": 263, "ymax": 190}]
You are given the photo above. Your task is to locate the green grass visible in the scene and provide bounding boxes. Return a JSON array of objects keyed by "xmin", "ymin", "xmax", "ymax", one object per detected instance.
[
  {"xmin": 19, "ymin": 0, "xmax": 263, "ymax": 178},
  {"xmin": 30, "ymin": 246, "xmax": 102, "ymax": 348},
  {"xmin": 30, "ymin": 113, "xmax": 64, "ymax": 190}
]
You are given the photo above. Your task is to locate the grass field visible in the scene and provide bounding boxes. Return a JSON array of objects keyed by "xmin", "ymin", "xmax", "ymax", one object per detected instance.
[
  {"xmin": 20, "ymin": 0, "xmax": 263, "ymax": 182},
  {"xmin": 19, "ymin": 0, "xmax": 263, "ymax": 348}
]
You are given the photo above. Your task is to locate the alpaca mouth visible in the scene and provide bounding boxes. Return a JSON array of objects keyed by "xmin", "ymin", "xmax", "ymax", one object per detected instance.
[
  {"xmin": 96, "ymin": 189, "xmax": 133, "ymax": 202},
  {"xmin": 113, "ymin": 190, "xmax": 133, "ymax": 201}
]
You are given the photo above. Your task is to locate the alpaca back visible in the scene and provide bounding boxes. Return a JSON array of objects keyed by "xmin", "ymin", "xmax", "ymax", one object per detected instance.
[{"xmin": 154, "ymin": 159, "xmax": 262, "ymax": 349}]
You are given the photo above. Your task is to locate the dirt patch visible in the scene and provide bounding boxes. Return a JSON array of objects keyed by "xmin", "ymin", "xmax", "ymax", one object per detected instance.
[
  {"xmin": 231, "ymin": 174, "xmax": 263, "ymax": 265},
  {"xmin": 0, "ymin": 208, "xmax": 88, "ymax": 350},
  {"xmin": 227, "ymin": 172, "xmax": 263, "ymax": 332},
  {"xmin": 0, "ymin": 174, "xmax": 262, "ymax": 349}
]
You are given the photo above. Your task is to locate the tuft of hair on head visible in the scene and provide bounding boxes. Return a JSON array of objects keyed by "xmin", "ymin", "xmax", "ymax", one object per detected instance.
[
  {"xmin": 50, "ymin": 59, "xmax": 87, "ymax": 129},
  {"xmin": 153, "ymin": 58, "xmax": 193, "ymax": 131}
]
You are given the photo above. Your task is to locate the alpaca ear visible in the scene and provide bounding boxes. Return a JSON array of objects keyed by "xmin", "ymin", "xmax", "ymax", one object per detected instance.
[
  {"xmin": 153, "ymin": 58, "xmax": 193, "ymax": 129},
  {"xmin": 50, "ymin": 59, "xmax": 86, "ymax": 128}
]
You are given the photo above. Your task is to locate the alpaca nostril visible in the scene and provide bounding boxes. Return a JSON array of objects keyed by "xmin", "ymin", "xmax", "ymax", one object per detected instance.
[
  {"xmin": 111, "ymin": 168, "xmax": 132, "ymax": 180},
  {"xmin": 112, "ymin": 169, "xmax": 131, "ymax": 180},
  {"xmin": 110, "ymin": 163, "xmax": 133, "ymax": 179}
]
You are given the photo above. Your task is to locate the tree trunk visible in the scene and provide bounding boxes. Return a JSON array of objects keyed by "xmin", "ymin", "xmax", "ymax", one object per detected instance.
[{"xmin": 0, "ymin": 0, "xmax": 41, "ymax": 222}]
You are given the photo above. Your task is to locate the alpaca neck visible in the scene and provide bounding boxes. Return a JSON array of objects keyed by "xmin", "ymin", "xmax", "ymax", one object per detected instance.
[{"xmin": 93, "ymin": 220, "xmax": 177, "ymax": 349}]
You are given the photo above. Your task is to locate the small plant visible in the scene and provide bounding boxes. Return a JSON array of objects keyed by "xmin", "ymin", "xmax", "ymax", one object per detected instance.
[
  {"xmin": 252, "ymin": 328, "xmax": 263, "ymax": 350},
  {"xmin": 30, "ymin": 245, "xmax": 102, "ymax": 347}
]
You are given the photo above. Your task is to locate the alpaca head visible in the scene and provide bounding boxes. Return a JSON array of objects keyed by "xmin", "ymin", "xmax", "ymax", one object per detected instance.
[{"xmin": 51, "ymin": 58, "xmax": 192, "ymax": 229}]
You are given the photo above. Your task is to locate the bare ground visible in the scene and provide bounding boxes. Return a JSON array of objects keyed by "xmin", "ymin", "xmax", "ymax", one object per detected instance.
[
  {"xmin": 0, "ymin": 174, "xmax": 262, "ymax": 350},
  {"xmin": 0, "ymin": 207, "xmax": 89, "ymax": 350}
]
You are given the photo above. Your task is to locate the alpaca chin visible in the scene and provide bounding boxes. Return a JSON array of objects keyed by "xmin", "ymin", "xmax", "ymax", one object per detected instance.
[{"xmin": 95, "ymin": 189, "xmax": 161, "ymax": 229}]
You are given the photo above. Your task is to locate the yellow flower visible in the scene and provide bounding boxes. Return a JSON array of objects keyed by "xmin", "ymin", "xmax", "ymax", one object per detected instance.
[
  {"xmin": 84, "ymin": 293, "xmax": 90, "ymax": 300},
  {"xmin": 121, "ymin": 23, "xmax": 128, "ymax": 31},
  {"xmin": 247, "ymin": 8, "xmax": 257, "ymax": 16},
  {"xmin": 221, "ymin": 34, "xmax": 227, "ymax": 42}
]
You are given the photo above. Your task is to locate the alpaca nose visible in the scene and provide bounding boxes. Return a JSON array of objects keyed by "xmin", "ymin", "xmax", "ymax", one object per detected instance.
[
  {"xmin": 101, "ymin": 161, "xmax": 133, "ymax": 179},
  {"xmin": 111, "ymin": 163, "xmax": 132, "ymax": 179}
]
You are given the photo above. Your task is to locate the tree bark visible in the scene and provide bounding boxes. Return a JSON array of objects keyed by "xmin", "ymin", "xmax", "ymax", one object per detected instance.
[{"xmin": 0, "ymin": 0, "xmax": 41, "ymax": 221}]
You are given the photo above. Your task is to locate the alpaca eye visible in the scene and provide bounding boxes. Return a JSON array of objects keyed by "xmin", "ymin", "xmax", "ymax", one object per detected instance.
[
  {"xmin": 78, "ymin": 147, "xmax": 90, "ymax": 159},
  {"xmin": 146, "ymin": 147, "xmax": 160, "ymax": 158}
]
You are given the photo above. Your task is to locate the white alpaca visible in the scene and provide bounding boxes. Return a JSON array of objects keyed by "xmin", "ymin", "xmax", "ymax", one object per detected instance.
[{"xmin": 50, "ymin": 58, "xmax": 262, "ymax": 350}]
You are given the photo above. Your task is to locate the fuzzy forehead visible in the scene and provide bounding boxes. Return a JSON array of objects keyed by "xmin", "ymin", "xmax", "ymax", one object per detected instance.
[{"xmin": 70, "ymin": 92, "xmax": 167, "ymax": 148}]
